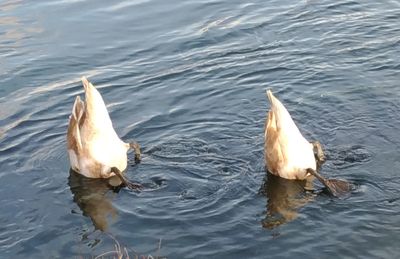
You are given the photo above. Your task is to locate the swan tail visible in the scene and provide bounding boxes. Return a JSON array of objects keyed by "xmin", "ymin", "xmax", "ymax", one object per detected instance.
[
  {"xmin": 81, "ymin": 76, "xmax": 93, "ymax": 92},
  {"xmin": 265, "ymin": 90, "xmax": 307, "ymax": 141},
  {"xmin": 81, "ymin": 76, "xmax": 113, "ymax": 127},
  {"xmin": 266, "ymin": 90, "xmax": 291, "ymax": 131}
]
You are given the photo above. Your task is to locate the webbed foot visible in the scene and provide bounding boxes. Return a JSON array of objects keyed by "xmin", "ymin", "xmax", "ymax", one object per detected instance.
[{"xmin": 306, "ymin": 168, "xmax": 352, "ymax": 197}]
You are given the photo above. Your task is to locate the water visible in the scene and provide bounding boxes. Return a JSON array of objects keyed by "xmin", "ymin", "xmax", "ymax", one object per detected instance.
[{"xmin": 1, "ymin": 0, "xmax": 400, "ymax": 258}]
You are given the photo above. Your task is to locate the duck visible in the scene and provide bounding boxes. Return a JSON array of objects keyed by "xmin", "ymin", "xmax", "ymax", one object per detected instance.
[
  {"xmin": 264, "ymin": 90, "xmax": 324, "ymax": 180},
  {"xmin": 67, "ymin": 77, "xmax": 141, "ymax": 189}
]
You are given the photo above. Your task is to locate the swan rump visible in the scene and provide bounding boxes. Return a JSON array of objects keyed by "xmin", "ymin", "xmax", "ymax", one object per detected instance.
[
  {"xmin": 67, "ymin": 77, "xmax": 130, "ymax": 178},
  {"xmin": 264, "ymin": 90, "xmax": 316, "ymax": 180}
]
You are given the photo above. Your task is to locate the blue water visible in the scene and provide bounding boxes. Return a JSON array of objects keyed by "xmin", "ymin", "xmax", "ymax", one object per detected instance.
[{"xmin": 1, "ymin": 0, "xmax": 400, "ymax": 258}]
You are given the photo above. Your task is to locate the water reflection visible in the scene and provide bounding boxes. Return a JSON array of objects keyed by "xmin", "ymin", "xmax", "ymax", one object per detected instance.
[
  {"xmin": 0, "ymin": 0, "xmax": 22, "ymax": 12},
  {"xmin": 261, "ymin": 173, "xmax": 314, "ymax": 229},
  {"xmin": 68, "ymin": 169, "xmax": 123, "ymax": 231}
]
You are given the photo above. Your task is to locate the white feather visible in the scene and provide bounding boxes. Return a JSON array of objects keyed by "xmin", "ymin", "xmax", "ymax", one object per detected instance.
[
  {"xmin": 67, "ymin": 77, "xmax": 130, "ymax": 178},
  {"xmin": 265, "ymin": 90, "xmax": 316, "ymax": 180}
]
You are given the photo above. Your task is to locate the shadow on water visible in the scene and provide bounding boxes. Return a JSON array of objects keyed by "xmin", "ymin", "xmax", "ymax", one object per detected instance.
[
  {"xmin": 68, "ymin": 169, "xmax": 124, "ymax": 232},
  {"xmin": 260, "ymin": 173, "xmax": 314, "ymax": 229},
  {"xmin": 68, "ymin": 169, "xmax": 165, "ymax": 257}
]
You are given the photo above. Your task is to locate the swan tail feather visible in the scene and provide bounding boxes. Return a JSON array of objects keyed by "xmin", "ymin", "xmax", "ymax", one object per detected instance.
[{"xmin": 71, "ymin": 95, "xmax": 85, "ymax": 152}]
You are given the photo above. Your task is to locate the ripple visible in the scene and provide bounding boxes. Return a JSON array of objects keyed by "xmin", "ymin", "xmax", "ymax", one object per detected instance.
[{"xmin": 325, "ymin": 145, "xmax": 372, "ymax": 170}]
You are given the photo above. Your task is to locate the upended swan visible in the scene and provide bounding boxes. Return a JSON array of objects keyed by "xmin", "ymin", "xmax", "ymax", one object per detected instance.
[
  {"xmin": 264, "ymin": 90, "xmax": 324, "ymax": 179},
  {"xmin": 265, "ymin": 90, "xmax": 350, "ymax": 196},
  {"xmin": 67, "ymin": 77, "xmax": 141, "ymax": 189}
]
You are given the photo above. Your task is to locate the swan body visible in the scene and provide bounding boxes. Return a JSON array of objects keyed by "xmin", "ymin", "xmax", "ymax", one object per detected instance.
[
  {"xmin": 264, "ymin": 90, "xmax": 316, "ymax": 180},
  {"xmin": 67, "ymin": 77, "xmax": 130, "ymax": 178}
]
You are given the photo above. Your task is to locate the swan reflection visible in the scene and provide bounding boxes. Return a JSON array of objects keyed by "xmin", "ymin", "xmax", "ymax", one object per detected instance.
[
  {"xmin": 68, "ymin": 169, "xmax": 123, "ymax": 231},
  {"xmin": 261, "ymin": 173, "xmax": 314, "ymax": 229}
]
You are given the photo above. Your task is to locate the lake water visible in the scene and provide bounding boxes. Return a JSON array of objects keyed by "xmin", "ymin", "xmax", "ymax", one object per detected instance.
[{"xmin": 1, "ymin": 0, "xmax": 400, "ymax": 258}]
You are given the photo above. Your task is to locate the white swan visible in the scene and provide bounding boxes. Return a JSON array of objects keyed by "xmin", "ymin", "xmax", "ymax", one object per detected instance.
[
  {"xmin": 264, "ymin": 90, "xmax": 319, "ymax": 180},
  {"xmin": 67, "ymin": 77, "xmax": 141, "ymax": 186},
  {"xmin": 264, "ymin": 90, "xmax": 352, "ymax": 197}
]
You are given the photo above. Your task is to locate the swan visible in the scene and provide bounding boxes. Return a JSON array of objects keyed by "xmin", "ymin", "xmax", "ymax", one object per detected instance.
[
  {"xmin": 264, "ymin": 90, "xmax": 351, "ymax": 196},
  {"xmin": 67, "ymin": 77, "xmax": 141, "ymax": 189},
  {"xmin": 265, "ymin": 90, "xmax": 323, "ymax": 180}
]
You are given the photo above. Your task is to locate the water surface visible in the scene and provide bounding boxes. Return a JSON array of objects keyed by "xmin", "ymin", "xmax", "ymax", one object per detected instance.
[{"xmin": 1, "ymin": 0, "xmax": 400, "ymax": 258}]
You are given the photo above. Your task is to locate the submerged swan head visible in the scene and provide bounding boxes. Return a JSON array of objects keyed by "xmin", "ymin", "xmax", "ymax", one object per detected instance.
[{"xmin": 264, "ymin": 90, "xmax": 316, "ymax": 180}]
